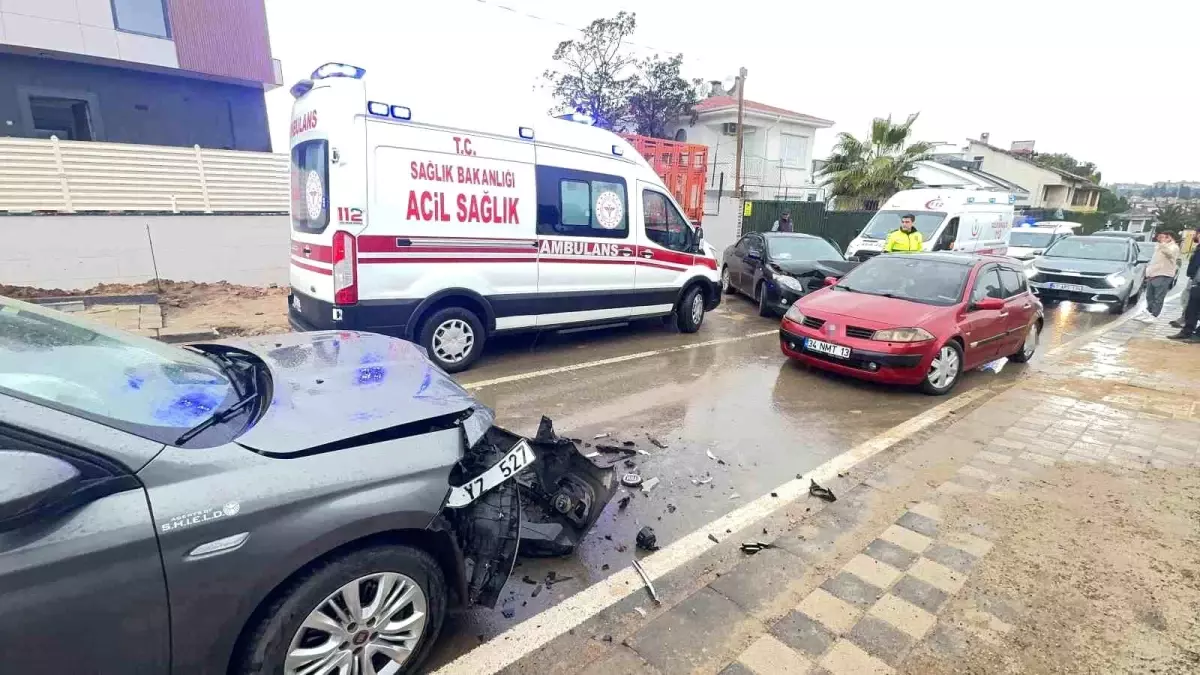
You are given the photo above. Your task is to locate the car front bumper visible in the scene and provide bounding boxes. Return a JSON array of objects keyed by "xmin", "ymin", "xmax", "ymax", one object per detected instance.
[
  {"xmin": 779, "ymin": 321, "xmax": 930, "ymax": 385},
  {"xmin": 1029, "ymin": 281, "xmax": 1129, "ymax": 305}
]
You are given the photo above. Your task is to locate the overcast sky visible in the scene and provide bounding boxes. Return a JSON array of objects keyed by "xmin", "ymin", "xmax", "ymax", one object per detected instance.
[{"xmin": 264, "ymin": 0, "xmax": 1197, "ymax": 184}]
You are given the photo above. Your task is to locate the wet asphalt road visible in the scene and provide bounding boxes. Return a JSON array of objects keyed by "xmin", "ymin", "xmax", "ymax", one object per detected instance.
[{"xmin": 425, "ymin": 293, "xmax": 1126, "ymax": 667}]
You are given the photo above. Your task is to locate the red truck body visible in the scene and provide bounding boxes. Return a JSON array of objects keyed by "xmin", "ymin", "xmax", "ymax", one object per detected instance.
[{"xmin": 621, "ymin": 134, "xmax": 709, "ymax": 224}]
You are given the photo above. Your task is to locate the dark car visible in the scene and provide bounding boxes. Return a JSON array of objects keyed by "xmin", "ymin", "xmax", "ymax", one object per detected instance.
[
  {"xmin": 780, "ymin": 253, "xmax": 1043, "ymax": 395},
  {"xmin": 721, "ymin": 232, "xmax": 857, "ymax": 316},
  {"xmin": 1027, "ymin": 235, "xmax": 1147, "ymax": 313},
  {"xmin": 1093, "ymin": 229, "xmax": 1154, "ymax": 243},
  {"xmin": 0, "ymin": 295, "xmax": 612, "ymax": 675}
]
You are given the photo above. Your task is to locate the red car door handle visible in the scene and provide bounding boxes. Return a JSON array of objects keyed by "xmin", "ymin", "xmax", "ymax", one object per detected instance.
[
  {"xmin": 999, "ymin": 311, "xmax": 1009, "ymax": 317},
  {"xmin": 640, "ymin": 251, "xmax": 655, "ymax": 259}
]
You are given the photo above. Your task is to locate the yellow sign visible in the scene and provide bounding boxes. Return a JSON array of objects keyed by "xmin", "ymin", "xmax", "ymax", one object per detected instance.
[{"xmin": 742, "ymin": 202, "xmax": 752, "ymax": 217}]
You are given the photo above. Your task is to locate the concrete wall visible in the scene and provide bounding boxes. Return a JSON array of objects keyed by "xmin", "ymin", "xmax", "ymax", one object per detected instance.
[
  {"xmin": 700, "ymin": 196, "xmax": 743, "ymax": 256},
  {"xmin": 0, "ymin": 52, "xmax": 270, "ymax": 151},
  {"xmin": 0, "ymin": 214, "xmax": 288, "ymax": 289}
]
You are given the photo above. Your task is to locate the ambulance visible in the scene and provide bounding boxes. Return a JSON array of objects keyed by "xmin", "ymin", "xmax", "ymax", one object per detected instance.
[
  {"xmin": 844, "ymin": 188, "xmax": 1016, "ymax": 261},
  {"xmin": 286, "ymin": 63, "xmax": 721, "ymax": 372}
]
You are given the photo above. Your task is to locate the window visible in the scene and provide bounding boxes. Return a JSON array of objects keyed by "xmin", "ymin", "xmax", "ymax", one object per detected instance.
[
  {"xmin": 970, "ymin": 266, "xmax": 1004, "ymax": 303},
  {"xmin": 998, "ymin": 267, "xmax": 1025, "ymax": 297},
  {"xmin": 780, "ymin": 134, "xmax": 809, "ymax": 168},
  {"xmin": 111, "ymin": 0, "xmax": 171, "ymax": 38},
  {"xmin": 745, "ymin": 235, "xmax": 764, "ymax": 256},
  {"xmin": 734, "ymin": 236, "xmax": 750, "ymax": 254},
  {"xmin": 28, "ymin": 96, "xmax": 94, "ymax": 141},
  {"xmin": 291, "ymin": 140, "xmax": 330, "ymax": 234},
  {"xmin": 837, "ymin": 257, "xmax": 970, "ymax": 306},
  {"xmin": 536, "ymin": 175, "xmax": 628, "ymax": 239},
  {"xmin": 643, "ymin": 190, "xmax": 694, "ymax": 252}
]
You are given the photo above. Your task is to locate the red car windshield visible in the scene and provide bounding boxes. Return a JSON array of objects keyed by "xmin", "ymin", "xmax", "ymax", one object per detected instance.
[{"xmin": 835, "ymin": 257, "xmax": 971, "ymax": 306}]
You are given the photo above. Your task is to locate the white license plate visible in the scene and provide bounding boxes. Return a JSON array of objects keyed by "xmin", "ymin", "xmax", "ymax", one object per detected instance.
[
  {"xmin": 444, "ymin": 439, "xmax": 536, "ymax": 508},
  {"xmin": 804, "ymin": 338, "xmax": 851, "ymax": 359},
  {"xmin": 1046, "ymin": 282, "xmax": 1087, "ymax": 292}
]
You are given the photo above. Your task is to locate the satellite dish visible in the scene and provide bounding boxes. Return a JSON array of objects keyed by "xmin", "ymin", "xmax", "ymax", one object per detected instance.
[{"xmin": 722, "ymin": 76, "xmax": 737, "ymax": 93}]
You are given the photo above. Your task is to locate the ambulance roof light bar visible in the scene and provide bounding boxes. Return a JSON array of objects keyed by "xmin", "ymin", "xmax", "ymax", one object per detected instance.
[
  {"xmin": 312, "ymin": 63, "xmax": 366, "ymax": 80},
  {"xmin": 556, "ymin": 112, "xmax": 594, "ymax": 125}
]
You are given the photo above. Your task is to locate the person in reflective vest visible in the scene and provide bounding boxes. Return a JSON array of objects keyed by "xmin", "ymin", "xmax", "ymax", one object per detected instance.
[{"xmin": 884, "ymin": 214, "xmax": 924, "ymax": 253}]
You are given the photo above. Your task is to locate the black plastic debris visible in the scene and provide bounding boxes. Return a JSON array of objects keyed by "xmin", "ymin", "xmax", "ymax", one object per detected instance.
[
  {"xmin": 501, "ymin": 608, "xmax": 515, "ymax": 619},
  {"xmin": 707, "ymin": 533, "xmax": 719, "ymax": 544},
  {"xmin": 636, "ymin": 526, "xmax": 659, "ymax": 551},
  {"xmin": 601, "ymin": 563, "xmax": 610, "ymax": 571},
  {"xmin": 531, "ymin": 583, "xmax": 543, "ymax": 598},
  {"xmin": 666, "ymin": 503, "xmax": 677, "ymax": 514},
  {"xmin": 624, "ymin": 459, "xmax": 637, "ymax": 469},
  {"xmin": 521, "ymin": 575, "xmax": 536, "ymax": 585},
  {"xmin": 622, "ymin": 441, "xmax": 635, "ymax": 447},
  {"xmin": 809, "ymin": 479, "xmax": 837, "ymax": 502},
  {"xmin": 770, "ymin": 492, "xmax": 778, "ymax": 497},
  {"xmin": 740, "ymin": 541, "xmax": 773, "ymax": 555},
  {"xmin": 598, "ymin": 444, "xmax": 636, "ymax": 455},
  {"xmin": 618, "ymin": 495, "xmax": 632, "ymax": 510}
]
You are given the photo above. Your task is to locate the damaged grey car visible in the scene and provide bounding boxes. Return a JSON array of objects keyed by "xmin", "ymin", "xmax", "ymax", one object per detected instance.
[{"xmin": 0, "ymin": 295, "xmax": 615, "ymax": 674}]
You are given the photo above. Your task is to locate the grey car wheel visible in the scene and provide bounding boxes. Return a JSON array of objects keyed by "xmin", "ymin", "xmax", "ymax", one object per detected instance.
[
  {"xmin": 721, "ymin": 267, "xmax": 735, "ymax": 295},
  {"xmin": 285, "ymin": 572, "xmax": 428, "ymax": 675},
  {"xmin": 920, "ymin": 342, "xmax": 962, "ymax": 395},
  {"xmin": 236, "ymin": 545, "xmax": 446, "ymax": 675}
]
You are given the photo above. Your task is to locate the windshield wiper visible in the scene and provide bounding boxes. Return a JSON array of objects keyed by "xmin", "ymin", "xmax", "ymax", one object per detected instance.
[{"xmin": 175, "ymin": 348, "xmax": 260, "ymax": 445}]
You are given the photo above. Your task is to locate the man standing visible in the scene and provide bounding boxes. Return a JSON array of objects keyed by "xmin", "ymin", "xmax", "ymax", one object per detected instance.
[
  {"xmin": 885, "ymin": 214, "xmax": 924, "ymax": 253},
  {"xmin": 1138, "ymin": 231, "xmax": 1180, "ymax": 323},
  {"xmin": 1170, "ymin": 231, "xmax": 1200, "ymax": 328},
  {"xmin": 771, "ymin": 212, "xmax": 793, "ymax": 232},
  {"xmin": 1168, "ymin": 246, "xmax": 1200, "ymax": 342}
]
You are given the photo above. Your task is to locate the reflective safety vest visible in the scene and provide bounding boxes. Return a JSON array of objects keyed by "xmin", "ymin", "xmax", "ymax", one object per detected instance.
[{"xmin": 884, "ymin": 229, "xmax": 924, "ymax": 253}]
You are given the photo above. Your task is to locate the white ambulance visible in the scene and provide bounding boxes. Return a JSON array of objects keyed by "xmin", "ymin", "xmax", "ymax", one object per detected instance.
[
  {"xmin": 844, "ymin": 188, "xmax": 1016, "ymax": 261},
  {"xmin": 286, "ymin": 63, "xmax": 721, "ymax": 372}
]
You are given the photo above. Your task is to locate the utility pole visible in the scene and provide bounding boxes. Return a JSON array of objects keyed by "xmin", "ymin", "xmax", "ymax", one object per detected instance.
[{"xmin": 733, "ymin": 67, "xmax": 748, "ymax": 200}]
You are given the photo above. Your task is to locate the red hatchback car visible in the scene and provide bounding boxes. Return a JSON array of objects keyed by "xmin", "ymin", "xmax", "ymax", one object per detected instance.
[{"xmin": 780, "ymin": 253, "xmax": 1043, "ymax": 395}]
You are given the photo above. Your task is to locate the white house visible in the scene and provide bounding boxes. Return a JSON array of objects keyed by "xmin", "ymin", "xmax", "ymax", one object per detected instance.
[
  {"xmin": 963, "ymin": 137, "xmax": 1102, "ymax": 212},
  {"xmin": 666, "ymin": 91, "xmax": 833, "ymax": 206}
]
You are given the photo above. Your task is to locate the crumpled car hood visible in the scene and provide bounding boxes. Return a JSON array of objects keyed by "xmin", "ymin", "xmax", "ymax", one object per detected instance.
[
  {"xmin": 774, "ymin": 259, "xmax": 858, "ymax": 278},
  {"xmin": 217, "ymin": 331, "xmax": 481, "ymax": 456}
]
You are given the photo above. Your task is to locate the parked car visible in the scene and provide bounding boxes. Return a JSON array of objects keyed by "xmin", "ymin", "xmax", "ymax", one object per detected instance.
[
  {"xmin": 1137, "ymin": 241, "xmax": 1180, "ymax": 287},
  {"xmin": 1027, "ymin": 235, "xmax": 1147, "ymax": 313},
  {"xmin": 721, "ymin": 232, "xmax": 857, "ymax": 316},
  {"xmin": 780, "ymin": 253, "xmax": 1043, "ymax": 395},
  {"xmin": 0, "ymin": 295, "xmax": 612, "ymax": 674},
  {"xmin": 1007, "ymin": 221, "xmax": 1078, "ymax": 265},
  {"xmin": 1093, "ymin": 229, "xmax": 1154, "ymax": 243}
]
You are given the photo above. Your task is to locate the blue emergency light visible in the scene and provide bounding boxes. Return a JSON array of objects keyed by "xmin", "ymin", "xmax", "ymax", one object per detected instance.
[
  {"xmin": 365, "ymin": 101, "xmax": 411, "ymax": 121},
  {"xmin": 557, "ymin": 112, "xmax": 594, "ymax": 125},
  {"xmin": 312, "ymin": 63, "xmax": 366, "ymax": 80}
]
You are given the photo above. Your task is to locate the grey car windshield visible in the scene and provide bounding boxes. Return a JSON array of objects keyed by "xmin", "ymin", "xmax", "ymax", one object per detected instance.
[
  {"xmin": 859, "ymin": 210, "xmax": 946, "ymax": 240},
  {"xmin": 766, "ymin": 236, "xmax": 842, "ymax": 261},
  {"xmin": 836, "ymin": 257, "xmax": 969, "ymax": 306},
  {"xmin": 0, "ymin": 297, "xmax": 234, "ymax": 442},
  {"xmin": 1009, "ymin": 231, "xmax": 1055, "ymax": 248},
  {"xmin": 1043, "ymin": 238, "xmax": 1129, "ymax": 261}
]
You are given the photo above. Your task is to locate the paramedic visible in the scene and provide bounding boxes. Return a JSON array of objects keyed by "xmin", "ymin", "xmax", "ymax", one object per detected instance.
[{"xmin": 884, "ymin": 214, "xmax": 924, "ymax": 253}]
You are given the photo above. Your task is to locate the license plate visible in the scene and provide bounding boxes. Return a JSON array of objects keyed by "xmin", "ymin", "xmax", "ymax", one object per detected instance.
[
  {"xmin": 804, "ymin": 337, "xmax": 851, "ymax": 359},
  {"xmin": 444, "ymin": 439, "xmax": 536, "ymax": 508},
  {"xmin": 1046, "ymin": 282, "xmax": 1087, "ymax": 292}
]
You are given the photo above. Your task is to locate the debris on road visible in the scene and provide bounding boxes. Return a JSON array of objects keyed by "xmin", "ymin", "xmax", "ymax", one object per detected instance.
[
  {"xmin": 691, "ymin": 474, "xmax": 713, "ymax": 486},
  {"xmin": 647, "ymin": 435, "xmax": 668, "ymax": 449},
  {"xmin": 531, "ymin": 583, "xmax": 543, "ymax": 598},
  {"xmin": 666, "ymin": 503, "xmax": 676, "ymax": 514},
  {"xmin": 623, "ymin": 459, "xmax": 637, "ymax": 468},
  {"xmin": 593, "ymin": 433, "xmax": 610, "ymax": 440},
  {"xmin": 729, "ymin": 493, "xmax": 741, "ymax": 500},
  {"xmin": 641, "ymin": 477, "xmax": 661, "ymax": 493},
  {"xmin": 631, "ymin": 559, "xmax": 660, "ymax": 604},
  {"xmin": 980, "ymin": 356, "xmax": 1009, "ymax": 374},
  {"xmin": 707, "ymin": 533, "xmax": 719, "ymax": 544},
  {"xmin": 622, "ymin": 440, "xmax": 635, "ymax": 447},
  {"xmin": 633, "ymin": 607, "xmax": 647, "ymax": 617},
  {"xmin": 597, "ymin": 444, "xmax": 636, "ymax": 455},
  {"xmin": 521, "ymin": 575, "xmax": 536, "ymax": 585},
  {"xmin": 809, "ymin": 479, "xmax": 837, "ymax": 502},
  {"xmin": 501, "ymin": 608, "xmax": 516, "ymax": 619},
  {"xmin": 621, "ymin": 473, "xmax": 643, "ymax": 488},
  {"xmin": 618, "ymin": 494, "xmax": 632, "ymax": 510},
  {"xmin": 635, "ymin": 526, "xmax": 659, "ymax": 551},
  {"xmin": 740, "ymin": 542, "xmax": 773, "ymax": 555},
  {"xmin": 706, "ymin": 450, "xmax": 719, "ymax": 462}
]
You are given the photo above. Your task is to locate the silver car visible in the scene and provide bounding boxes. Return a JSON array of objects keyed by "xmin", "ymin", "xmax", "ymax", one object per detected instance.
[{"xmin": 0, "ymin": 295, "xmax": 612, "ymax": 674}]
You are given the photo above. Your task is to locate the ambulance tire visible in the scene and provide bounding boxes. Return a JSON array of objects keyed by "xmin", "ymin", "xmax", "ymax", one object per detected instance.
[
  {"xmin": 419, "ymin": 306, "xmax": 486, "ymax": 373},
  {"xmin": 676, "ymin": 285, "xmax": 706, "ymax": 333}
]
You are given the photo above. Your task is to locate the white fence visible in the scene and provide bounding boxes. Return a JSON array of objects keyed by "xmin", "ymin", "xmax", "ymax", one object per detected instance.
[{"xmin": 0, "ymin": 137, "xmax": 289, "ymax": 214}]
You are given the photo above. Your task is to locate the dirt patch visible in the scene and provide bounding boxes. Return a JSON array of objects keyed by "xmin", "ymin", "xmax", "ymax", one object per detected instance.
[
  {"xmin": 3, "ymin": 280, "xmax": 290, "ymax": 337},
  {"xmin": 904, "ymin": 463, "xmax": 1200, "ymax": 675}
]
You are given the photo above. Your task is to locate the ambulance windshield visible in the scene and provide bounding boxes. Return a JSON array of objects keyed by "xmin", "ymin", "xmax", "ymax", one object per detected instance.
[
  {"xmin": 859, "ymin": 210, "xmax": 946, "ymax": 240},
  {"xmin": 291, "ymin": 140, "xmax": 330, "ymax": 233}
]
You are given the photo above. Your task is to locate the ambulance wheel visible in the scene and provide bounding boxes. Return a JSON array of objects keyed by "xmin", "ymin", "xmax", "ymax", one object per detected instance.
[
  {"xmin": 676, "ymin": 286, "xmax": 706, "ymax": 333},
  {"xmin": 419, "ymin": 307, "xmax": 486, "ymax": 373}
]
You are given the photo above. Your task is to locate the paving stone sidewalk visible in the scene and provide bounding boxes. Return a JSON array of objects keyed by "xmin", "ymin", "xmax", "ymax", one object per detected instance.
[{"xmin": 573, "ymin": 304, "xmax": 1200, "ymax": 675}]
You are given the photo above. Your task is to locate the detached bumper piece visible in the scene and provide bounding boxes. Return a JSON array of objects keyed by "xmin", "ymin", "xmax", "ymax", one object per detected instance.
[{"xmin": 447, "ymin": 416, "xmax": 617, "ymax": 608}]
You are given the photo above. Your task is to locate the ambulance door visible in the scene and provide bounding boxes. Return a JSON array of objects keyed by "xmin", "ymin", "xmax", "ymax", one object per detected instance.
[
  {"xmin": 532, "ymin": 157, "xmax": 636, "ymax": 328},
  {"xmin": 634, "ymin": 182, "xmax": 699, "ymax": 314}
]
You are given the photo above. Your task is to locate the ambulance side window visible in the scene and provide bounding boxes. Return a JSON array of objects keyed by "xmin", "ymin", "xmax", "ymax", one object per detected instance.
[
  {"xmin": 642, "ymin": 190, "xmax": 693, "ymax": 253},
  {"xmin": 535, "ymin": 166, "xmax": 628, "ymax": 239}
]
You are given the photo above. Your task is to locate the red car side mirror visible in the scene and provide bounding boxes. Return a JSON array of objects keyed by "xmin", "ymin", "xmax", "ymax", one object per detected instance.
[
  {"xmin": 973, "ymin": 297, "xmax": 1005, "ymax": 311},
  {"xmin": 823, "ymin": 276, "xmax": 838, "ymax": 286}
]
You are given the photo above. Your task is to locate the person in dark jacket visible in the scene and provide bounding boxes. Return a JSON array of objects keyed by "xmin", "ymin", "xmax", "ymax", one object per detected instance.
[{"xmin": 1170, "ymin": 232, "xmax": 1200, "ymax": 328}]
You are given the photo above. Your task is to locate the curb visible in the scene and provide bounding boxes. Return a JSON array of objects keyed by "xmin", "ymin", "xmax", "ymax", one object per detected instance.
[{"xmin": 157, "ymin": 328, "xmax": 219, "ymax": 344}]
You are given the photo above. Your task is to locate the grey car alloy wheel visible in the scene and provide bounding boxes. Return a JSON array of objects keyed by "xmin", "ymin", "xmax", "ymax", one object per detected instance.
[
  {"xmin": 432, "ymin": 319, "xmax": 474, "ymax": 364},
  {"xmin": 927, "ymin": 345, "xmax": 961, "ymax": 390},
  {"xmin": 691, "ymin": 292, "xmax": 704, "ymax": 325},
  {"xmin": 286, "ymin": 572, "xmax": 428, "ymax": 675}
]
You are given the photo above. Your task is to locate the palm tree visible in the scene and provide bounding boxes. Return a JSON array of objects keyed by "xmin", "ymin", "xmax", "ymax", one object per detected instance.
[
  {"xmin": 818, "ymin": 113, "xmax": 934, "ymax": 210},
  {"xmin": 1155, "ymin": 204, "xmax": 1190, "ymax": 232}
]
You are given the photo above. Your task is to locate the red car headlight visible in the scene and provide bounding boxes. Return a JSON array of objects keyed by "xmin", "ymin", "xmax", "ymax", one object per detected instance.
[
  {"xmin": 783, "ymin": 304, "xmax": 805, "ymax": 324},
  {"xmin": 871, "ymin": 327, "xmax": 935, "ymax": 343}
]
